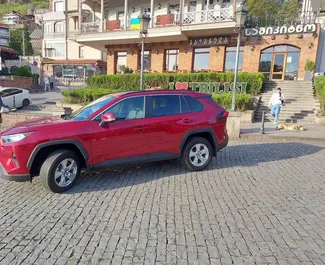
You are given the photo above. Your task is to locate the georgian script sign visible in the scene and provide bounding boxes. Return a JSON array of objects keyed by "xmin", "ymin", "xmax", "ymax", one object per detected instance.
[
  {"xmin": 189, "ymin": 36, "xmax": 229, "ymax": 46},
  {"xmin": 168, "ymin": 82, "xmax": 247, "ymax": 94},
  {"xmin": 244, "ymin": 23, "xmax": 317, "ymax": 37}
]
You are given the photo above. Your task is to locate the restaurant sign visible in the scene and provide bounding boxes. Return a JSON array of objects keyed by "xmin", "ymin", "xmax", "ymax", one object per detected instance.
[
  {"xmin": 168, "ymin": 82, "xmax": 247, "ymax": 94},
  {"xmin": 244, "ymin": 23, "xmax": 317, "ymax": 37},
  {"xmin": 189, "ymin": 36, "xmax": 229, "ymax": 46}
]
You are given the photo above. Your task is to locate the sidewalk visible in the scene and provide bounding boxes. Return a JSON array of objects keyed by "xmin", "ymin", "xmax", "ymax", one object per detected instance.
[{"xmin": 241, "ymin": 122, "xmax": 325, "ymax": 141}]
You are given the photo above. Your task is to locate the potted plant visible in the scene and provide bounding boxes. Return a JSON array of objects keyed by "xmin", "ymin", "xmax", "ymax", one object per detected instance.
[{"xmin": 304, "ymin": 59, "xmax": 316, "ymax": 81}]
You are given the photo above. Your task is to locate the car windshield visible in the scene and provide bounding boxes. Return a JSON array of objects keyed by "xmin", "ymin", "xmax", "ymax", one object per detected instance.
[{"xmin": 68, "ymin": 95, "xmax": 115, "ymax": 121}]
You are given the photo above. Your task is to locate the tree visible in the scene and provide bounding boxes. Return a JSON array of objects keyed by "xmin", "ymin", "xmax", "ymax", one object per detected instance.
[
  {"xmin": 9, "ymin": 24, "xmax": 33, "ymax": 56},
  {"xmin": 245, "ymin": 0, "xmax": 280, "ymax": 17}
]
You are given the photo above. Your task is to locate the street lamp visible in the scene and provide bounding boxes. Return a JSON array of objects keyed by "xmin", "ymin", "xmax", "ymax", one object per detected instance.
[
  {"xmin": 231, "ymin": 0, "xmax": 248, "ymax": 112},
  {"xmin": 139, "ymin": 11, "xmax": 151, "ymax": 90}
]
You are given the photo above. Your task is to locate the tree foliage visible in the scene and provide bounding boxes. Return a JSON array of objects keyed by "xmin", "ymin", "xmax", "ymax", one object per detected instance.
[
  {"xmin": 246, "ymin": 0, "xmax": 301, "ymax": 19},
  {"xmin": 9, "ymin": 24, "xmax": 33, "ymax": 56}
]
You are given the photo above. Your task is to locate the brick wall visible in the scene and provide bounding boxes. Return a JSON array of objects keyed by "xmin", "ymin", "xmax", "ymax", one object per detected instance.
[
  {"xmin": 242, "ymin": 25, "xmax": 320, "ymax": 80},
  {"xmin": 0, "ymin": 76, "xmax": 33, "ymax": 89},
  {"xmin": 106, "ymin": 28, "xmax": 320, "ymax": 79}
]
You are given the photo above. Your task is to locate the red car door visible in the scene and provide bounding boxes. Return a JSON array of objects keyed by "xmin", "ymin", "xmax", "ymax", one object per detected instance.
[
  {"xmin": 89, "ymin": 96, "xmax": 151, "ymax": 166},
  {"xmin": 146, "ymin": 94, "xmax": 204, "ymax": 155}
]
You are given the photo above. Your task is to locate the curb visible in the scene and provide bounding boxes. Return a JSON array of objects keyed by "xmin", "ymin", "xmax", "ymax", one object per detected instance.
[{"xmin": 240, "ymin": 133, "xmax": 325, "ymax": 143}]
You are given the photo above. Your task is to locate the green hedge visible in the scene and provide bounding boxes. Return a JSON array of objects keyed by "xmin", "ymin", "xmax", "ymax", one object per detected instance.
[
  {"xmin": 315, "ymin": 77, "xmax": 325, "ymax": 115},
  {"xmin": 86, "ymin": 72, "xmax": 264, "ymax": 95},
  {"xmin": 212, "ymin": 93, "xmax": 253, "ymax": 111},
  {"xmin": 62, "ymin": 87, "xmax": 253, "ymax": 111},
  {"xmin": 62, "ymin": 88, "xmax": 122, "ymax": 104}
]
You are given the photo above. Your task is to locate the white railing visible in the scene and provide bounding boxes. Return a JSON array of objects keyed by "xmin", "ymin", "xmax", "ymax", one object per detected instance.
[
  {"xmin": 43, "ymin": 32, "xmax": 66, "ymax": 39},
  {"xmin": 81, "ymin": 22, "xmax": 101, "ymax": 33},
  {"xmin": 182, "ymin": 8, "xmax": 233, "ymax": 25}
]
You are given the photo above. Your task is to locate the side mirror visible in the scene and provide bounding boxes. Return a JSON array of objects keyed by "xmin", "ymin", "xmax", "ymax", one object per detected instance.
[{"xmin": 99, "ymin": 113, "xmax": 116, "ymax": 127}]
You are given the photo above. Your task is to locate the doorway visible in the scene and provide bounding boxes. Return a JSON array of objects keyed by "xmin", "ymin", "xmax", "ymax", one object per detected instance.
[{"xmin": 271, "ymin": 53, "xmax": 286, "ymax": 80}]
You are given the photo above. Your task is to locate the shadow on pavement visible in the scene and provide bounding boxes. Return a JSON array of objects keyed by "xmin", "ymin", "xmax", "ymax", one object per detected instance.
[{"xmin": 65, "ymin": 142, "xmax": 324, "ymax": 194}]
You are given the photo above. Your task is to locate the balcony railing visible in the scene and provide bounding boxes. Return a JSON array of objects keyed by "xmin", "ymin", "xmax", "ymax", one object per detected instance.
[
  {"xmin": 81, "ymin": 8, "xmax": 233, "ymax": 34},
  {"xmin": 182, "ymin": 8, "xmax": 233, "ymax": 25},
  {"xmin": 43, "ymin": 32, "xmax": 66, "ymax": 39},
  {"xmin": 245, "ymin": 11, "xmax": 317, "ymax": 28}
]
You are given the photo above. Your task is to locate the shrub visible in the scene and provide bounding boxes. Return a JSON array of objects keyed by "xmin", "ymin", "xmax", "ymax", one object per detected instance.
[
  {"xmin": 14, "ymin": 66, "xmax": 33, "ymax": 77},
  {"xmin": 315, "ymin": 77, "xmax": 325, "ymax": 115},
  {"xmin": 212, "ymin": 93, "xmax": 253, "ymax": 111},
  {"xmin": 62, "ymin": 88, "xmax": 122, "ymax": 104},
  {"xmin": 86, "ymin": 72, "xmax": 264, "ymax": 95},
  {"xmin": 305, "ymin": 59, "xmax": 316, "ymax": 72}
]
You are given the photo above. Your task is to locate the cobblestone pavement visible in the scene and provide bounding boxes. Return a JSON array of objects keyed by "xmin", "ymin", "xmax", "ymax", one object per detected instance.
[{"xmin": 1, "ymin": 139, "xmax": 325, "ymax": 265}]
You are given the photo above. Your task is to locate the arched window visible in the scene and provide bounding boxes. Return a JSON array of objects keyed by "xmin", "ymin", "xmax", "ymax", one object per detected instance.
[
  {"xmin": 54, "ymin": 22, "xmax": 64, "ymax": 33},
  {"xmin": 259, "ymin": 45, "xmax": 301, "ymax": 81}
]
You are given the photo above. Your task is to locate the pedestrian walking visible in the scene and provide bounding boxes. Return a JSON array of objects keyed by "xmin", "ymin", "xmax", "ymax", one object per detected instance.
[
  {"xmin": 44, "ymin": 76, "xmax": 50, "ymax": 92},
  {"xmin": 49, "ymin": 75, "xmax": 54, "ymax": 90},
  {"xmin": 269, "ymin": 87, "xmax": 284, "ymax": 125}
]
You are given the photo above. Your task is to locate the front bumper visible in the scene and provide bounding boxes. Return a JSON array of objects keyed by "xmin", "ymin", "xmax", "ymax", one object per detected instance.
[
  {"xmin": 0, "ymin": 163, "xmax": 30, "ymax": 182},
  {"xmin": 216, "ymin": 135, "xmax": 229, "ymax": 152}
]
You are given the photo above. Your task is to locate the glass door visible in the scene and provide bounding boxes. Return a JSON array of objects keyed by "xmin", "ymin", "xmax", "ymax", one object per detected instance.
[{"xmin": 271, "ymin": 53, "xmax": 286, "ymax": 80}]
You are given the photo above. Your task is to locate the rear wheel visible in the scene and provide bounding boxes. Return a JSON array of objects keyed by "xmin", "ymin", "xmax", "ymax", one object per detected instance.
[
  {"xmin": 181, "ymin": 137, "xmax": 213, "ymax": 171},
  {"xmin": 39, "ymin": 150, "xmax": 81, "ymax": 193},
  {"xmin": 22, "ymin": 99, "xmax": 30, "ymax": 108}
]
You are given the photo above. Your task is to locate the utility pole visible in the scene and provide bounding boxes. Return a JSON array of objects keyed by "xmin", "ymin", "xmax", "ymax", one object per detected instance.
[{"xmin": 22, "ymin": 28, "xmax": 25, "ymax": 56}]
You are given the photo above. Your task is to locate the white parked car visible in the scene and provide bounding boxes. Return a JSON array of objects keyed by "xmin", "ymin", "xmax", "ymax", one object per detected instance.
[{"xmin": 0, "ymin": 87, "xmax": 32, "ymax": 109}]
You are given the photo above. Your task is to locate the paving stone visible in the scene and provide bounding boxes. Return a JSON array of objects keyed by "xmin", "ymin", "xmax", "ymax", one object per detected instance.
[{"xmin": 0, "ymin": 139, "xmax": 324, "ymax": 264}]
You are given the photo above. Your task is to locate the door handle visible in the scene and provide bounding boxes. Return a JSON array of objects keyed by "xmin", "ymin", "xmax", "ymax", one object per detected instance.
[{"xmin": 181, "ymin": 118, "xmax": 193, "ymax": 124}]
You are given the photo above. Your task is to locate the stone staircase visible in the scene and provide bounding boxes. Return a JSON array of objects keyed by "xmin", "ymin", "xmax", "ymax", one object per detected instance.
[{"xmin": 254, "ymin": 81, "xmax": 317, "ymax": 123}]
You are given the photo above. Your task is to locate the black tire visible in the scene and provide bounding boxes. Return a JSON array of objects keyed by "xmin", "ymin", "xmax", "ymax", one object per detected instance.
[
  {"xmin": 39, "ymin": 149, "xmax": 81, "ymax": 193},
  {"xmin": 22, "ymin": 99, "xmax": 30, "ymax": 108},
  {"xmin": 181, "ymin": 137, "xmax": 213, "ymax": 171}
]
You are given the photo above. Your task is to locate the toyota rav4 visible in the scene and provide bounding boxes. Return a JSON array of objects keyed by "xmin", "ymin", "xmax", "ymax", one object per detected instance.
[{"xmin": 0, "ymin": 90, "xmax": 229, "ymax": 193}]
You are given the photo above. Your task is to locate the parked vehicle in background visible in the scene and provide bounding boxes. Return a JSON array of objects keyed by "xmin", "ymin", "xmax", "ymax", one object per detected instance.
[
  {"xmin": 0, "ymin": 87, "xmax": 32, "ymax": 109},
  {"xmin": 0, "ymin": 90, "xmax": 229, "ymax": 193}
]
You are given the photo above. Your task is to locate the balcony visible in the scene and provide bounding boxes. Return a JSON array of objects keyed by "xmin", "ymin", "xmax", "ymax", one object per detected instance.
[{"xmin": 80, "ymin": 8, "xmax": 233, "ymax": 34}]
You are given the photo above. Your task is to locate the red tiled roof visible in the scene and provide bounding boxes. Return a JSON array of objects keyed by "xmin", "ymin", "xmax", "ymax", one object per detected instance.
[{"xmin": 0, "ymin": 46, "xmax": 18, "ymax": 54}]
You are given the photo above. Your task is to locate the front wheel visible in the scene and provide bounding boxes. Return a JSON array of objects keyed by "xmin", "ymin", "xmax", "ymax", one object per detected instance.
[
  {"xmin": 39, "ymin": 150, "xmax": 81, "ymax": 193},
  {"xmin": 181, "ymin": 137, "xmax": 213, "ymax": 171},
  {"xmin": 22, "ymin": 99, "xmax": 30, "ymax": 108}
]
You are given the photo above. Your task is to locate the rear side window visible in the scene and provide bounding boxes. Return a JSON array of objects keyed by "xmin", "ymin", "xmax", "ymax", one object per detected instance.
[
  {"xmin": 180, "ymin": 95, "xmax": 191, "ymax": 114},
  {"xmin": 148, "ymin": 95, "xmax": 181, "ymax": 117},
  {"xmin": 184, "ymin": 96, "xmax": 204, "ymax": 112}
]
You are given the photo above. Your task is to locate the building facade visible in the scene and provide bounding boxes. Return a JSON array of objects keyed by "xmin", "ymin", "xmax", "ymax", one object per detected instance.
[
  {"xmin": 42, "ymin": 0, "xmax": 106, "ymax": 84},
  {"xmin": 73, "ymin": 0, "xmax": 320, "ymax": 81},
  {"xmin": 0, "ymin": 23, "xmax": 10, "ymax": 47}
]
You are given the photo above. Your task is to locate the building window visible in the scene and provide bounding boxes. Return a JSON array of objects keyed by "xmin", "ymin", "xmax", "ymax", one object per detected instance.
[
  {"xmin": 169, "ymin": 4, "xmax": 180, "ymax": 14},
  {"xmin": 193, "ymin": 48, "xmax": 210, "ymax": 71},
  {"xmin": 44, "ymin": 22, "xmax": 52, "ymax": 33},
  {"xmin": 44, "ymin": 43, "xmax": 65, "ymax": 58},
  {"xmin": 259, "ymin": 45, "xmax": 301, "ymax": 81},
  {"xmin": 79, "ymin": 46, "xmax": 84, "ymax": 58},
  {"xmin": 54, "ymin": 1, "xmax": 64, "ymax": 12},
  {"xmin": 224, "ymin": 46, "xmax": 244, "ymax": 72},
  {"xmin": 165, "ymin": 49, "xmax": 179, "ymax": 71},
  {"xmin": 45, "ymin": 48, "xmax": 54, "ymax": 57},
  {"xmin": 53, "ymin": 65, "xmax": 62, "ymax": 77},
  {"xmin": 116, "ymin": 51, "xmax": 127, "ymax": 73},
  {"xmin": 54, "ymin": 22, "xmax": 64, "ymax": 33}
]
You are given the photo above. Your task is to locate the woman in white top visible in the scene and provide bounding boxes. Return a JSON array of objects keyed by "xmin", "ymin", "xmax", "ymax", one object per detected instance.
[{"xmin": 268, "ymin": 87, "xmax": 284, "ymax": 124}]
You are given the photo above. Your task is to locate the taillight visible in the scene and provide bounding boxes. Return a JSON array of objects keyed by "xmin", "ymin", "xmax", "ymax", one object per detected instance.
[{"xmin": 218, "ymin": 110, "xmax": 229, "ymax": 120}]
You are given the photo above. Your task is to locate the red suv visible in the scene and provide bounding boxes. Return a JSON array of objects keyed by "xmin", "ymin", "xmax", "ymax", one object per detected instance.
[{"xmin": 0, "ymin": 90, "xmax": 228, "ymax": 193}]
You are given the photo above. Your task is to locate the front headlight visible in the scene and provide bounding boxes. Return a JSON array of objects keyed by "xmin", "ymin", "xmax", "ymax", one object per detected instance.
[{"xmin": 1, "ymin": 132, "xmax": 33, "ymax": 144}]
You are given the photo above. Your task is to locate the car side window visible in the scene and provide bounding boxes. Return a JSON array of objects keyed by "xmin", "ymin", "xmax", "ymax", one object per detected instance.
[
  {"xmin": 184, "ymin": 96, "xmax": 204, "ymax": 112},
  {"xmin": 10, "ymin": 89, "xmax": 23, "ymax": 96},
  {"xmin": 0, "ymin": 89, "xmax": 12, "ymax": 98},
  {"xmin": 180, "ymin": 95, "xmax": 191, "ymax": 114},
  {"xmin": 148, "ymin": 95, "xmax": 181, "ymax": 117},
  {"xmin": 95, "ymin": 96, "xmax": 145, "ymax": 121}
]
